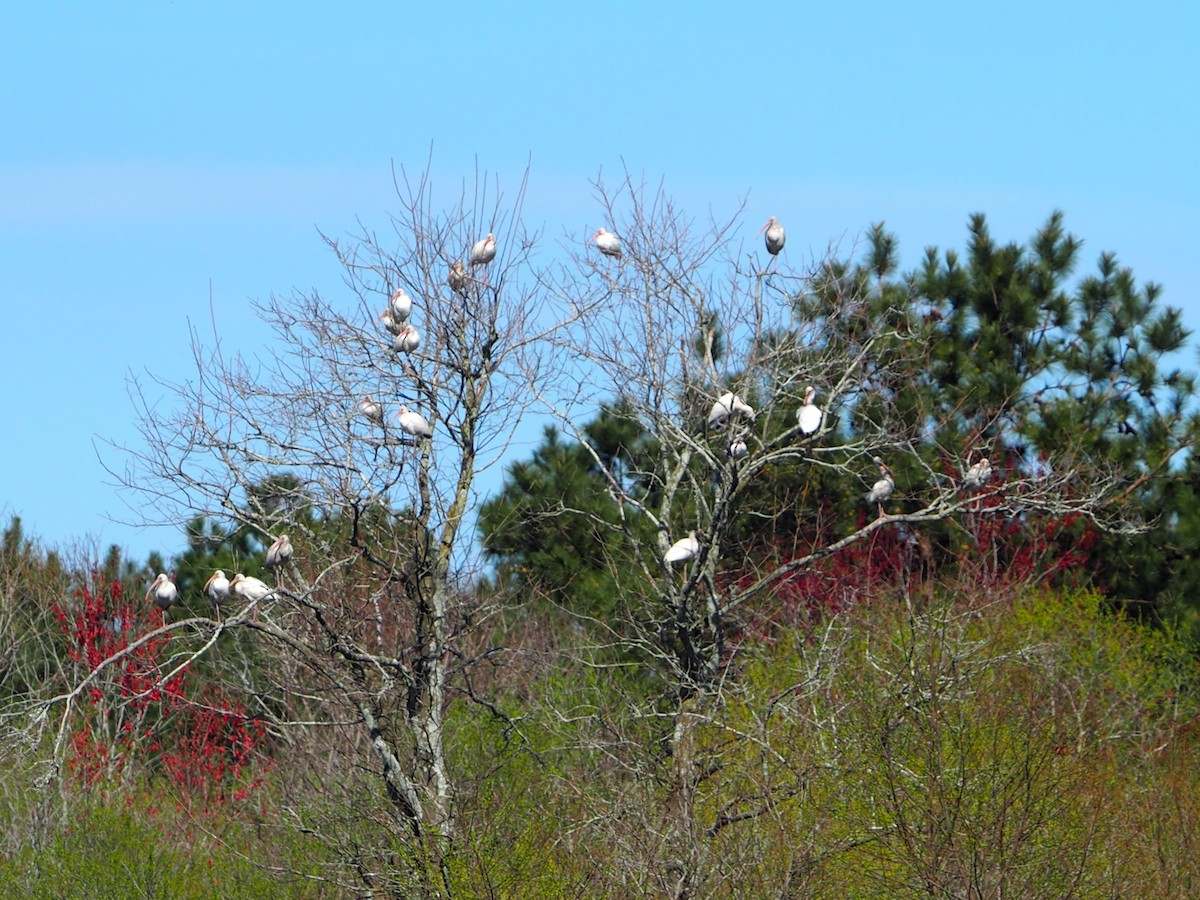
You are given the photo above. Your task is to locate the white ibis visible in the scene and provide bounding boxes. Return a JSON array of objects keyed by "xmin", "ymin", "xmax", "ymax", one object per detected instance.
[
  {"xmin": 864, "ymin": 458, "xmax": 894, "ymax": 517},
  {"xmin": 448, "ymin": 260, "xmax": 469, "ymax": 294},
  {"xmin": 395, "ymin": 405, "xmax": 433, "ymax": 440},
  {"xmin": 391, "ymin": 324, "xmax": 421, "ymax": 354},
  {"xmin": 591, "ymin": 228, "xmax": 622, "ymax": 258},
  {"xmin": 759, "ymin": 217, "xmax": 786, "ymax": 256},
  {"xmin": 359, "ymin": 395, "xmax": 384, "ymax": 424},
  {"xmin": 378, "ymin": 309, "xmax": 404, "ymax": 336},
  {"xmin": 146, "ymin": 573, "xmax": 179, "ymax": 623},
  {"xmin": 728, "ymin": 438, "xmax": 748, "ymax": 459},
  {"xmin": 204, "ymin": 570, "xmax": 230, "ymax": 620},
  {"xmin": 797, "ymin": 385, "xmax": 823, "ymax": 435},
  {"xmin": 708, "ymin": 392, "xmax": 756, "ymax": 429},
  {"xmin": 265, "ymin": 535, "xmax": 293, "ymax": 570},
  {"xmin": 229, "ymin": 573, "xmax": 276, "ymax": 621},
  {"xmin": 963, "ymin": 454, "xmax": 992, "ymax": 490},
  {"xmin": 389, "ymin": 287, "xmax": 413, "ymax": 323},
  {"xmin": 469, "ymin": 233, "xmax": 496, "ymax": 266},
  {"xmin": 664, "ymin": 531, "xmax": 700, "ymax": 564},
  {"xmin": 229, "ymin": 573, "xmax": 273, "ymax": 601}
]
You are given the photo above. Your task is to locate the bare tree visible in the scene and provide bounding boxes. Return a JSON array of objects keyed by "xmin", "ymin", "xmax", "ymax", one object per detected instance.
[
  {"xmin": 537, "ymin": 171, "xmax": 1130, "ymax": 895},
  {"xmin": 30, "ymin": 163, "xmax": 582, "ymax": 893}
]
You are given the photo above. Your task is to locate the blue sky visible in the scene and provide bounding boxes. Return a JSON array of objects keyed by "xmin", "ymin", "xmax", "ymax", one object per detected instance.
[{"xmin": 2, "ymin": 2, "xmax": 1197, "ymax": 563}]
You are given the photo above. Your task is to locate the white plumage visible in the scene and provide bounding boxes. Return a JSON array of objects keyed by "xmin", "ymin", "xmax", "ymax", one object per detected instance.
[
  {"xmin": 359, "ymin": 396, "xmax": 384, "ymax": 424},
  {"xmin": 448, "ymin": 260, "xmax": 469, "ymax": 294},
  {"xmin": 864, "ymin": 459, "xmax": 894, "ymax": 514},
  {"xmin": 469, "ymin": 233, "xmax": 496, "ymax": 266},
  {"xmin": 265, "ymin": 535, "xmax": 293, "ymax": 570},
  {"xmin": 392, "ymin": 324, "xmax": 421, "ymax": 353},
  {"xmin": 146, "ymin": 572, "xmax": 179, "ymax": 619},
  {"xmin": 592, "ymin": 228, "xmax": 622, "ymax": 258},
  {"xmin": 760, "ymin": 217, "xmax": 785, "ymax": 256},
  {"xmin": 728, "ymin": 438, "xmax": 748, "ymax": 459},
  {"xmin": 708, "ymin": 392, "xmax": 756, "ymax": 429},
  {"xmin": 389, "ymin": 288, "xmax": 413, "ymax": 323},
  {"xmin": 797, "ymin": 385, "xmax": 823, "ymax": 435},
  {"xmin": 395, "ymin": 405, "xmax": 433, "ymax": 439},
  {"xmin": 664, "ymin": 531, "xmax": 700, "ymax": 564},
  {"xmin": 379, "ymin": 310, "xmax": 404, "ymax": 335},
  {"xmin": 963, "ymin": 455, "xmax": 992, "ymax": 490},
  {"xmin": 204, "ymin": 570, "xmax": 230, "ymax": 618},
  {"xmin": 229, "ymin": 573, "xmax": 276, "ymax": 606}
]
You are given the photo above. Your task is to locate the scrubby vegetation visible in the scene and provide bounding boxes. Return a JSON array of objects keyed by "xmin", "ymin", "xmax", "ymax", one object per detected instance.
[{"xmin": 4, "ymin": 537, "xmax": 1198, "ymax": 896}]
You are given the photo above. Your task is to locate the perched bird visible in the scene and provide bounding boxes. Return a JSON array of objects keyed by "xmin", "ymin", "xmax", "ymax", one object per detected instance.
[
  {"xmin": 378, "ymin": 309, "xmax": 404, "ymax": 335},
  {"xmin": 708, "ymin": 392, "xmax": 756, "ymax": 429},
  {"xmin": 591, "ymin": 228, "xmax": 622, "ymax": 258},
  {"xmin": 389, "ymin": 287, "xmax": 413, "ymax": 323},
  {"xmin": 359, "ymin": 395, "xmax": 384, "ymax": 424},
  {"xmin": 229, "ymin": 573, "xmax": 276, "ymax": 621},
  {"xmin": 469, "ymin": 233, "xmax": 497, "ymax": 266},
  {"xmin": 963, "ymin": 454, "xmax": 992, "ymax": 490},
  {"xmin": 204, "ymin": 570, "xmax": 230, "ymax": 620},
  {"xmin": 864, "ymin": 458, "xmax": 895, "ymax": 517},
  {"xmin": 146, "ymin": 572, "xmax": 179, "ymax": 623},
  {"xmin": 797, "ymin": 385, "xmax": 823, "ymax": 435},
  {"xmin": 759, "ymin": 217, "xmax": 786, "ymax": 256},
  {"xmin": 664, "ymin": 531, "xmax": 700, "ymax": 564},
  {"xmin": 395, "ymin": 405, "xmax": 433, "ymax": 439},
  {"xmin": 392, "ymin": 324, "xmax": 421, "ymax": 354},
  {"xmin": 728, "ymin": 438, "xmax": 748, "ymax": 460},
  {"xmin": 265, "ymin": 535, "xmax": 293, "ymax": 570},
  {"xmin": 229, "ymin": 573, "xmax": 274, "ymax": 601},
  {"xmin": 448, "ymin": 260, "xmax": 469, "ymax": 294}
]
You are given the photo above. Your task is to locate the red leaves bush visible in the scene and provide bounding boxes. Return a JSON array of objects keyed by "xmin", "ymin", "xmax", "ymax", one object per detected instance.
[
  {"xmin": 740, "ymin": 490, "xmax": 1099, "ymax": 636},
  {"xmin": 51, "ymin": 576, "xmax": 270, "ymax": 815}
]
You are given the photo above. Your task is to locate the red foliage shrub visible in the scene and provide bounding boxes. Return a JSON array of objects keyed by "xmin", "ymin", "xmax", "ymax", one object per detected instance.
[
  {"xmin": 734, "ymin": 484, "xmax": 1100, "ymax": 641},
  {"xmin": 51, "ymin": 575, "xmax": 271, "ymax": 817}
]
